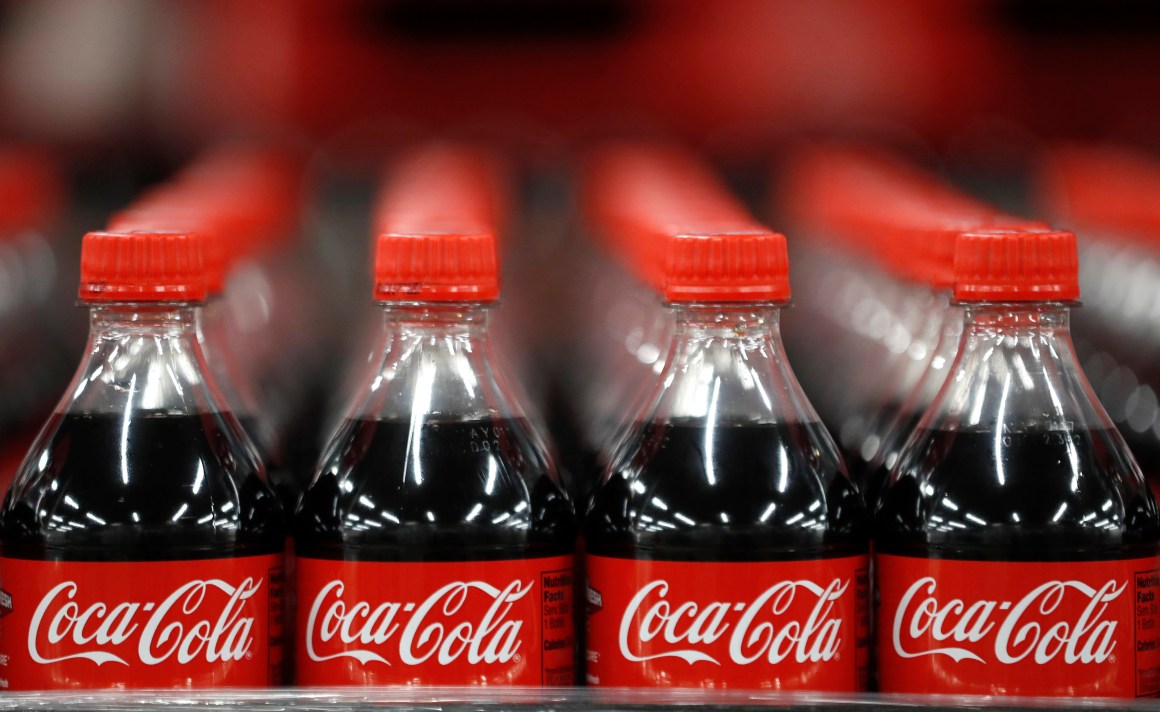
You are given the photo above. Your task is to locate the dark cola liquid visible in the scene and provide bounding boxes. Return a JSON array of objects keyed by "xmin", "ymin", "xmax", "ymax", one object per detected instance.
[
  {"xmin": 1, "ymin": 412, "xmax": 284, "ymax": 561},
  {"xmin": 1121, "ymin": 430, "xmax": 1160, "ymax": 505},
  {"xmin": 585, "ymin": 420, "xmax": 868, "ymax": 560},
  {"xmin": 294, "ymin": 418, "xmax": 576, "ymax": 561},
  {"xmin": 1125, "ymin": 432, "xmax": 1160, "ymax": 477},
  {"xmin": 875, "ymin": 427, "xmax": 1160, "ymax": 560}
]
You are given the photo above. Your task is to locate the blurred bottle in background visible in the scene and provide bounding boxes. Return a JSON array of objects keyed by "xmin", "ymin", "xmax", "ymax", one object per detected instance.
[
  {"xmin": 0, "ymin": 148, "xmax": 74, "ymax": 494},
  {"xmin": 1037, "ymin": 144, "xmax": 1160, "ymax": 496},
  {"xmin": 573, "ymin": 144, "xmax": 767, "ymax": 507},
  {"xmin": 777, "ymin": 144, "xmax": 1044, "ymax": 500},
  {"xmin": 107, "ymin": 146, "xmax": 311, "ymax": 513}
]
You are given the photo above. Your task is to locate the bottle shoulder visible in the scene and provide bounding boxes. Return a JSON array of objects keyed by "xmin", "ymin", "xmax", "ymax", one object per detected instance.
[
  {"xmin": 585, "ymin": 420, "xmax": 869, "ymax": 560},
  {"xmin": 294, "ymin": 418, "xmax": 576, "ymax": 560},
  {"xmin": 1, "ymin": 411, "xmax": 284, "ymax": 560},
  {"xmin": 874, "ymin": 427, "xmax": 1160, "ymax": 560}
]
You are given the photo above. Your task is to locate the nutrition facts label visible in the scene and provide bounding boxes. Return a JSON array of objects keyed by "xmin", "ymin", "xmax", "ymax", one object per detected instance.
[
  {"xmin": 855, "ymin": 565, "xmax": 870, "ymax": 691},
  {"xmin": 540, "ymin": 567, "xmax": 575, "ymax": 686},
  {"xmin": 1136, "ymin": 569, "xmax": 1160, "ymax": 697},
  {"xmin": 0, "ymin": 585, "xmax": 10, "ymax": 690},
  {"xmin": 267, "ymin": 564, "xmax": 286, "ymax": 685}
]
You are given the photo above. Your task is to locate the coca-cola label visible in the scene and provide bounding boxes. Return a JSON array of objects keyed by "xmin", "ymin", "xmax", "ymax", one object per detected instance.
[
  {"xmin": 877, "ymin": 554, "xmax": 1160, "ymax": 697},
  {"xmin": 296, "ymin": 555, "xmax": 574, "ymax": 685},
  {"xmin": 585, "ymin": 554, "xmax": 869, "ymax": 689},
  {"xmin": 0, "ymin": 555, "xmax": 284, "ymax": 690}
]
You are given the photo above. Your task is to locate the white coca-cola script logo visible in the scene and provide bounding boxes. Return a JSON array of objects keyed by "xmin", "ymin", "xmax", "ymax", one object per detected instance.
[
  {"xmin": 305, "ymin": 579, "xmax": 530, "ymax": 666},
  {"xmin": 891, "ymin": 577, "xmax": 1123, "ymax": 664},
  {"xmin": 28, "ymin": 578, "xmax": 262, "ymax": 666},
  {"xmin": 618, "ymin": 578, "xmax": 848, "ymax": 666}
]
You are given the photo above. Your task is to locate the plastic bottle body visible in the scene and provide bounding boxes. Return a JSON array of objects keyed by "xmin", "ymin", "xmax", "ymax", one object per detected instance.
[
  {"xmin": 0, "ymin": 305, "xmax": 285, "ymax": 689},
  {"xmin": 585, "ymin": 304, "xmax": 870, "ymax": 689},
  {"xmin": 294, "ymin": 303, "xmax": 576, "ymax": 686},
  {"xmin": 875, "ymin": 303, "xmax": 1160, "ymax": 696}
]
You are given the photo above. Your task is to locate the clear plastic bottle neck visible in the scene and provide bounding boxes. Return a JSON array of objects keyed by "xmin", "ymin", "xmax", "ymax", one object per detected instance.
[
  {"xmin": 63, "ymin": 303, "xmax": 226, "ymax": 416},
  {"xmin": 342, "ymin": 301, "xmax": 522, "ymax": 423},
  {"xmin": 384, "ymin": 301, "xmax": 492, "ymax": 330},
  {"xmin": 963, "ymin": 302, "xmax": 1071, "ymax": 332},
  {"xmin": 926, "ymin": 302, "xmax": 1109, "ymax": 432},
  {"xmin": 643, "ymin": 302, "xmax": 820, "ymax": 425}
]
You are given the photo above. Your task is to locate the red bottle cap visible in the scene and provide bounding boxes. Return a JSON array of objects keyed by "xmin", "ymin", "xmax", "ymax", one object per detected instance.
[
  {"xmin": 108, "ymin": 205, "xmax": 232, "ymax": 296},
  {"xmin": 954, "ymin": 230, "xmax": 1080, "ymax": 302},
  {"xmin": 374, "ymin": 232, "xmax": 499, "ymax": 302},
  {"xmin": 664, "ymin": 230, "xmax": 790, "ymax": 302},
  {"xmin": 373, "ymin": 145, "xmax": 504, "ymax": 302},
  {"xmin": 79, "ymin": 230, "xmax": 207, "ymax": 302}
]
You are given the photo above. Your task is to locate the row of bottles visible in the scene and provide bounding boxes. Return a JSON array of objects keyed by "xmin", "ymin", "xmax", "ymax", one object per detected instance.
[
  {"xmin": 0, "ymin": 141, "xmax": 1157, "ymax": 698},
  {"xmin": 0, "ymin": 143, "xmax": 578, "ymax": 689},
  {"xmin": 575, "ymin": 144, "xmax": 1159, "ymax": 696}
]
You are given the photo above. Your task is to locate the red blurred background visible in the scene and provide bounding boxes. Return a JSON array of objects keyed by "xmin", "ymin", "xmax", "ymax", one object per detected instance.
[{"xmin": 3, "ymin": 0, "xmax": 1158, "ymax": 162}]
